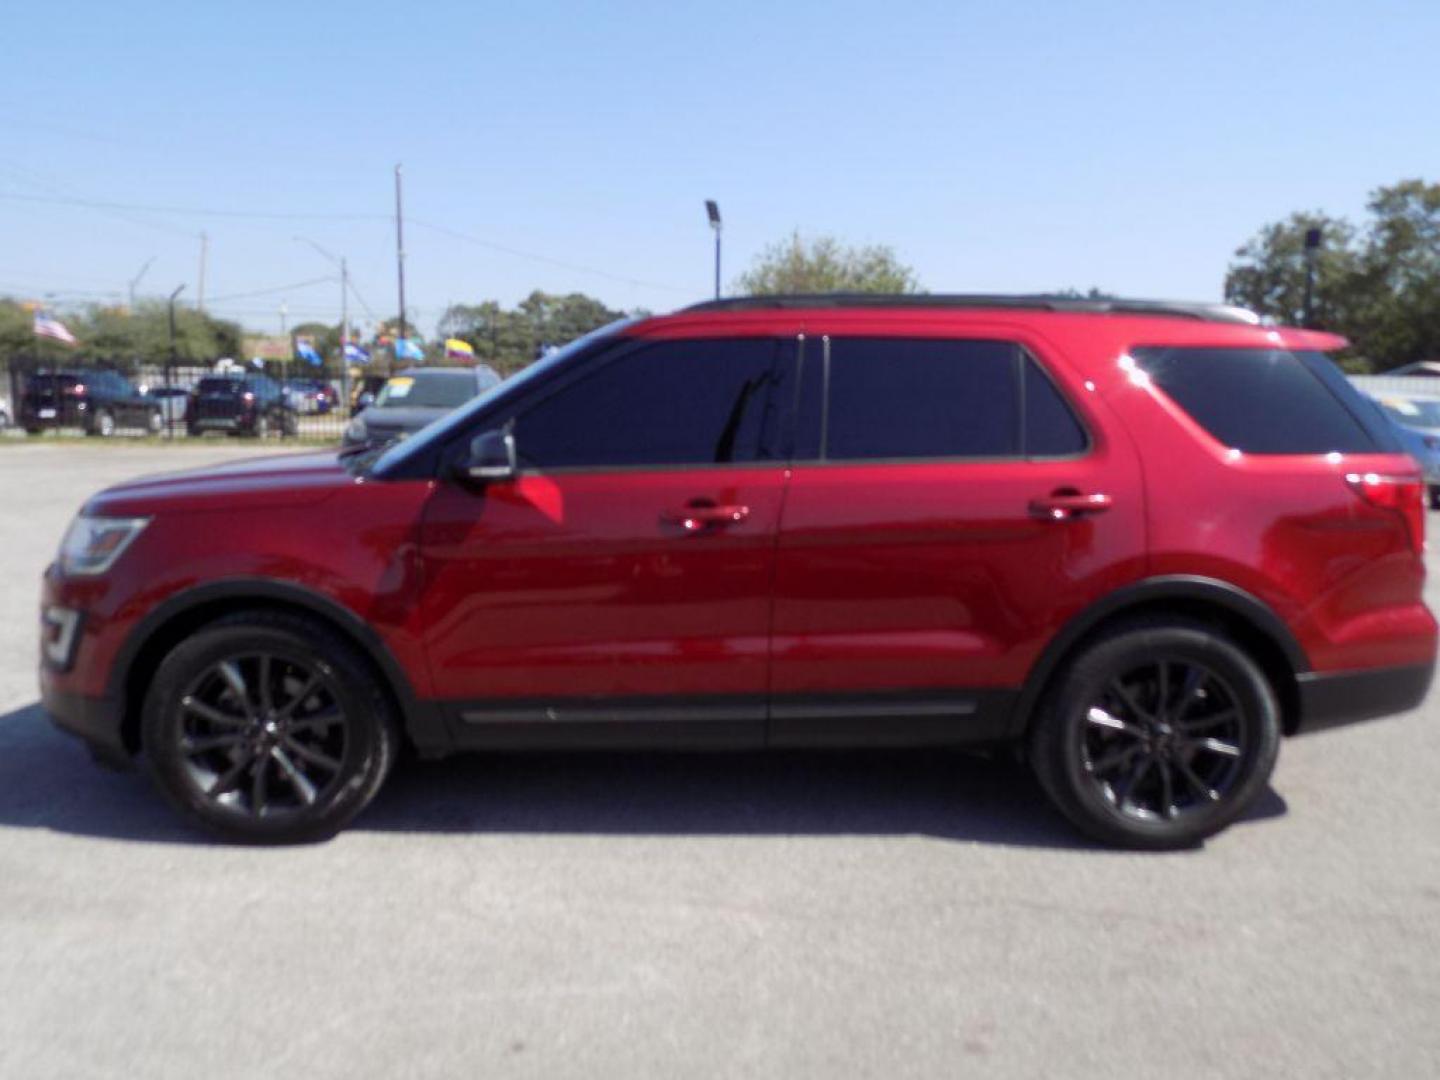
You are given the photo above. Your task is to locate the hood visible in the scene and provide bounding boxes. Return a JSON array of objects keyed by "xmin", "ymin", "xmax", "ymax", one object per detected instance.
[
  {"xmin": 84, "ymin": 450, "xmax": 356, "ymax": 517},
  {"xmin": 356, "ymin": 406, "xmax": 451, "ymax": 435}
]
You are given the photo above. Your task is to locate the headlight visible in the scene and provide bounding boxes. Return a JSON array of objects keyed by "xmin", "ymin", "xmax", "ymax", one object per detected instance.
[
  {"xmin": 346, "ymin": 418, "xmax": 367, "ymax": 442},
  {"xmin": 58, "ymin": 516, "xmax": 150, "ymax": 576}
]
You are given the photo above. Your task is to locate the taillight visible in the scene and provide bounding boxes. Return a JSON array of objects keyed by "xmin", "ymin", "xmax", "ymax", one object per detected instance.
[
  {"xmin": 1346, "ymin": 472, "xmax": 1425, "ymax": 552},
  {"xmin": 62, "ymin": 384, "xmax": 85, "ymax": 397}
]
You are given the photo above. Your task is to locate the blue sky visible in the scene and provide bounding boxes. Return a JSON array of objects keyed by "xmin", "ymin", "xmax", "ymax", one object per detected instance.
[{"xmin": 2, "ymin": 0, "xmax": 1437, "ymax": 336}]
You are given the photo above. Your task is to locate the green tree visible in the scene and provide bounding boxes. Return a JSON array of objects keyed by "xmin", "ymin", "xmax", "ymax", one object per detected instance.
[
  {"xmin": 737, "ymin": 232, "xmax": 921, "ymax": 295},
  {"xmin": 1224, "ymin": 212, "xmax": 1364, "ymax": 331},
  {"xmin": 1357, "ymin": 180, "xmax": 1440, "ymax": 370},
  {"xmin": 0, "ymin": 298, "xmax": 243, "ymax": 373},
  {"xmin": 436, "ymin": 291, "xmax": 625, "ymax": 376},
  {"xmin": 1224, "ymin": 179, "xmax": 1440, "ymax": 371}
]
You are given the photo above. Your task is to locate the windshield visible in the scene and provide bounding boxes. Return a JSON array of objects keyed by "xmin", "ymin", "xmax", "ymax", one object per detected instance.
[
  {"xmin": 369, "ymin": 318, "xmax": 634, "ymax": 477},
  {"xmin": 374, "ymin": 371, "xmax": 475, "ymax": 409}
]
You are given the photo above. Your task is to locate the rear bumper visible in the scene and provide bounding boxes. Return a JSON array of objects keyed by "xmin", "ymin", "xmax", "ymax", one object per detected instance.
[
  {"xmin": 42, "ymin": 682, "xmax": 131, "ymax": 766},
  {"xmin": 1295, "ymin": 662, "xmax": 1434, "ymax": 734}
]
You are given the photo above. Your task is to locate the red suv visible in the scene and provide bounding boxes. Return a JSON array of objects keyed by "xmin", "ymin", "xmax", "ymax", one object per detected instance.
[{"xmin": 39, "ymin": 296, "xmax": 1436, "ymax": 848}]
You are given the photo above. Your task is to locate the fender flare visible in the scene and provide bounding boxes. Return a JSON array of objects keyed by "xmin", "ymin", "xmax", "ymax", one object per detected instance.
[
  {"xmin": 1010, "ymin": 575, "xmax": 1309, "ymax": 734},
  {"xmin": 109, "ymin": 577, "xmax": 444, "ymax": 752}
]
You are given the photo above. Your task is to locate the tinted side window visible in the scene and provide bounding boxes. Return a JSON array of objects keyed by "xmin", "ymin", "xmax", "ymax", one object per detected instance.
[
  {"xmin": 1131, "ymin": 347, "xmax": 1375, "ymax": 454},
  {"xmin": 514, "ymin": 339, "xmax": 779, "ymax": 468},
  {"xmin": 825, "ymin": 338, "xmax": 1019, "ymax": 460},
  {"xmin": 1024, "ymin": 356, "xmax": 1087, "ymax": 456}
]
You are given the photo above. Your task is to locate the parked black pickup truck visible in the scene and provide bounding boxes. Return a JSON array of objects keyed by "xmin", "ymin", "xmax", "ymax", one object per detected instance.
[{"xmin": 21, "ymin": 370, "xmax": 163, "ymax": 436}]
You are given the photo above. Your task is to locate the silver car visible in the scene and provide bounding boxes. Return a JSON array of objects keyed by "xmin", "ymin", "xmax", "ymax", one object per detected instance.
[
  {"xmin": 343, "ymin": 366, "xmax": 502, "ymax": 449},
  {"xmin": 1370, "ymin": 395, "xmax": 1440, "ymax": 508}
]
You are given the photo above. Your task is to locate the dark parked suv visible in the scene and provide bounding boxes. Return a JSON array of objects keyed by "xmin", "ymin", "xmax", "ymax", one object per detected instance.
[
  {"xmin": 40, "ymin": 296, "xmax": 1436, "ymax": 847},
  {"xmin": 21, "ymin": 370, "xmax": 163, "ymax": 436},
  {"xmin": 187, "ymin": 372, "xmax": 297, "ymax": 437}
]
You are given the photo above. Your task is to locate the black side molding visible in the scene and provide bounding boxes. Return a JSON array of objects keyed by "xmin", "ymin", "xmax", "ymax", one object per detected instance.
[{"xmin": 1295, "ymin": 662, "xmax": 1434, "ymax": 734}]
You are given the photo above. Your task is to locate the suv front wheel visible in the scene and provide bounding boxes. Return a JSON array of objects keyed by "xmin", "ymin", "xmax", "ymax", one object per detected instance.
[
  {"xmin": 1028, "ymin": 621, "xmax": 1280, "ymax": 850},
  {"xmin": 141, "ymin": 611, "xmax": 399, "ymax": 843}
]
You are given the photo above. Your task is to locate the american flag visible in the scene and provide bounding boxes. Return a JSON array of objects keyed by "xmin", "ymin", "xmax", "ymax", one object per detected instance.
[{"xmin": 33, "ymin": 310, "xmax": 78, "ymax": 346}]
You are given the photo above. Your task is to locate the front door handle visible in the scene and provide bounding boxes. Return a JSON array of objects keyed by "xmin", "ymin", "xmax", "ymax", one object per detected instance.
[
  {"xmin": 662, "ymin": 502, "xmax": 751, "ymax": 532},
  {"xmin": 1029, "ymin": 491, "xmax": 1112, "ymax": 520}
]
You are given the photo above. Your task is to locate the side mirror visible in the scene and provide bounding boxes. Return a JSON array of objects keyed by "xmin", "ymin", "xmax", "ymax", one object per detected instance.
[{"xmin": 461, "ymin": 427, "xmax": 517, "ymax": 482}]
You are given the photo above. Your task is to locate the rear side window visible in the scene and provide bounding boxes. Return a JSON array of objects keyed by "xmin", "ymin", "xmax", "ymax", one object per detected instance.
[
  {"xmin": 1131, "ymin": 347, "xmax": 1376, "ymax": 454},
  {"xmin": 807, "ymin": 338, "xmax": 1087, "ymax": 461},
  {"xmin": 825, "ymin": 339, "xmax": 1020, "ymax": 459}
]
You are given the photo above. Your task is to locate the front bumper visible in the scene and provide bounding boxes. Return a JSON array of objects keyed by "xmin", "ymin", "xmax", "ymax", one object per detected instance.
[
  {"xmin": 1295, "ymin": 661, "xmax": 1435, "ymax": 734},
  {"xmin": 42, "ymin": 682, "xmax": 130, "ymax": 767}
]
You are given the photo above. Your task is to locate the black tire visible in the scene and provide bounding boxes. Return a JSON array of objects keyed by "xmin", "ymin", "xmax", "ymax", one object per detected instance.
[
  {"xmin": 147, "ymin": 408, "xmax": 163, "ymax": 435},
  {"xmin": 283, "ymin": 412, "xmax": 299, "ymax": 437},
  {"xmin": 1429, "ymin": 487, "xmax": 1440, "ymax": 511},
  {"xmin": 251, "ymin": 414, "xmax": 270, "ymax": 439},
  {"xmin": 24, "ymin": 426, "xmax": 42, "ymax": 436},
  {"xmin": 90, "ymin": 409, "xmax": 116, "ymax": 437},
  {"xmin": 141, "ymin": 611, "xmax": 399, "ymax": 843},
  {"xmin": 1028, "ymin": 621, "xmax": 1280, "ymax": 850}
]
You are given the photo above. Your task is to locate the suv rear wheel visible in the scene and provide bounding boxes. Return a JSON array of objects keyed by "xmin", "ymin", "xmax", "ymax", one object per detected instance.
[
  {"xmin": 141, "ymin": 611, "xmax": 399, "ymax": 843},
  {"xmin": 90, "ymin": 409, "xmax": 116, "ymax": 437},
  {"xmin": 1028, "ymin": 621, "xmax": 1280, "ymax": 850}
]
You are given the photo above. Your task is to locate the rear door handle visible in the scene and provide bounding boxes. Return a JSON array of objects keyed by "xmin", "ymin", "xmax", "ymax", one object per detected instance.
[
  {"xmin": 662, "ymin": 503, "xmax": 751, "ymax": 532},
  {"xmin": 1029, "ymin": 491, "xmax": 1112, "ymax": 520}
]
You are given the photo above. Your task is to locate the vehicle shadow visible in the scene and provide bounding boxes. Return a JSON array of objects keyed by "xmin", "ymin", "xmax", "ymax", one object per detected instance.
[{"xmin": 0, "ymin": 701, "xmax": 1287, "ymax": 849}]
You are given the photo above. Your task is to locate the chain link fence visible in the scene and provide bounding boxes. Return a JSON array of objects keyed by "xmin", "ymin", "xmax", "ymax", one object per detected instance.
[{"xmin": 0, "ymin": 356, "xmax": 376, "ymax": 443}]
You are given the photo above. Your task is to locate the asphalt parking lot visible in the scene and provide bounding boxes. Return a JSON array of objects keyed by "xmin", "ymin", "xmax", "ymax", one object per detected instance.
[{"xmin": 1, "ymin": 444, "xmax": 1438, "ymax": 1079}]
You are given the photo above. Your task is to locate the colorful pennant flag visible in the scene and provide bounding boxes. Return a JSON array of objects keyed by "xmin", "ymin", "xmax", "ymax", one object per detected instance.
[
  {"xmin": 295, "ymin": 338, "xmax": 323, "ymax": 366},
  {"xmin": 395, "ymin": 338, "xmax": 425, "ymax": 361},
  {"xmin": 344, "ymin": 341, "xmax": 371, "ymax": 365},
  {"xmin": 445, "ymin": 338, "xmax": 476, "ymax": 361}
]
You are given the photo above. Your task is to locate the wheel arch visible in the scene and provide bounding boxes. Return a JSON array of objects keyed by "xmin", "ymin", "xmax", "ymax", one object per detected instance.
[
  {"xmin": 1012, "ymin": 576, "xmax": 1309, "ymax": 738},
  {"xmin": 110, "ymin": 578, "xmax": 442, "ymax": 756}
]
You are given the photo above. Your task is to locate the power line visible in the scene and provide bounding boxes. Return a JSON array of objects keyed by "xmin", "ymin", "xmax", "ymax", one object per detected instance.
[
  {"xmin": 206, "ymin": 276, "xmax": 337, "ymax": 303},
  {"xmin": 0, "ymin": 189, "xmax": 388, "ymax": 222},
  {"xmin": 408, "ymin": 217, "xmax": 688, "ymax": 294}
]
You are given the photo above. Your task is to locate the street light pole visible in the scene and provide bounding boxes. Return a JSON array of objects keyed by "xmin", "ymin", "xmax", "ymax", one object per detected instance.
[
  {"xmin": 705, "ymin": 200, "xmax": 722, "ymax": 299},
  {"xmin": 395, "ymin": 164, "xmax": 408, "ymax": 344},
  {"xmin": 128, "ymin": 256, "xmax": 156, "ymax": 311},
  {"xmin": 293, "ymin": 237, "xmax": 351, "ymax": 416},
  {"xmin": 167, "ymin": 284, "xmax": 185, "ymax": 439},
  {"xmin": 1302, "ymin": 226, "xmax": 1322, "ymax": 328},
  {"xmin": 340, "ymin": 256, "xmax": 350, "ymax": 418}
]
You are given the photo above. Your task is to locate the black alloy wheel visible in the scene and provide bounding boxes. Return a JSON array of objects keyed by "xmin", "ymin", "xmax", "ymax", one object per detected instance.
[
  {"xmin": 1029, "ymin": 621, "xmax": 1280, "ymax": 849},
  {"xmin": 174, "ymin": 653, "xmax": 349, "ymax": 818},
  {"xmin": 1080, "ymin": 658, "xmax": 1248, "ymax": 823},
  {"xmin": 143, "ymin": 611, "xmax": 398, "ymax": 843}
]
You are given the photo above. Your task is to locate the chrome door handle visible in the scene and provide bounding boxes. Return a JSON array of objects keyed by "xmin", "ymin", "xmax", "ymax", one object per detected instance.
[
  {"xmin": 1029, "ymin": 492, "xmax": 1112, "ymax": 520},
  {"xmin": 662, "ymin": 504, "xmax": 751, "ymax": 532}
]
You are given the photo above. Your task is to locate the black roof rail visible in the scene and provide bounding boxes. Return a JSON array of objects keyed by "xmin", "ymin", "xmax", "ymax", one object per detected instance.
[{"xmin": 681, "ymin": 293, "xmax": 1262, "ymax": 325}]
